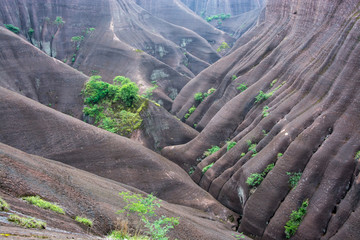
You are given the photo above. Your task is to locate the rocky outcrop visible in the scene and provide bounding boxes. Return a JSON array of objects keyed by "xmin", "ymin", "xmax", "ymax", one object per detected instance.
[{"xmin": 164, "ymin": 0, "xmax": 360, "ymax": 239}]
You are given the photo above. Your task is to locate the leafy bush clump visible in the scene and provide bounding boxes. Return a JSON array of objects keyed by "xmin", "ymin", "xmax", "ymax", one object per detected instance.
[
  {"xmin": 255, "ymin": 91, "xmax": 272, "ymax": 104},
  {"xmin": 8, "ymin": 214, "xmax": 46, "ymax": 229},
  {"xmin": 246, "ymin": 163, "xmax": 275, "ymax": 187},
  {"xmin": 227, "ymin": 141, "xmax": 236, "ymax": 152},
  {"xmin": 284, "ymin": 199, "xmax": 309, "ymax": 239},
  {"xmin": 203, "ymin": 146, "xmax": 220, "ymax": 158},
  {"xmin": 355, "ymin": 151, "xmax": 360, "ymax": 160},
  {"xmin": 184, "ymin": 106, "xmax": 196, "ymax": 119},
  {"xmin": 204, "ymin": 88, "xmax": 216, "ymax": 97},
  {"xmin": 287, "ymin": 172, "xmax": 302, "ymax": 189},
  {"xmin": 262, "ymin": 106, "xmax": 270, "ymax": 117},
  {"xmin": 194, "ymin": 92, "xmax": 203, "ymax": 102},
  {"xmin": 202, "ymin": 163, "xmax": 214, "ymax": 174},
  {"xmin": 0, "ymin": 197, "xmax": 10, "ymax": 211},
  {"xmin": 28, "ymin": 28, "xmax": 34, "ymax": 38},
  {"xmin": 75, "ymin": 216, "xmax": 93, "ymax": 227},
  {"xmin": 217, "ymin": 42, "xmax": 230, "ymax": 53},
  {"xmin": 206, "ymin": 13, "xmax": 231, "ymax": 22},
  {"xmin": 82, "ymin": 75, "xmax": 144, "ymax": 136},
  {"xmin": 117, "ymin": 192, "xmax": 179, "ymax": 240},
  {"xmin": 237, "ymin": 83, "xmax": 247, "ymax": 92},
  {"xmin": 232, "ymin": 75, "xmax": 237, "ymax": 80},
  {"xmin": 5, "ymin": 24, "xmax": 20, "ymax": 34},
  {"xmin": 247, "ymin": 140, "xmax": 257, "ymax": 157},
  {"xmin": 22, "ymin": 196, "xmax": 64, "ymax": 214}
]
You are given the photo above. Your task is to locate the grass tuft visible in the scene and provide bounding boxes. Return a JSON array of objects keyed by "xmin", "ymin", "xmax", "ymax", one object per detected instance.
[
  {"xmin": 0, "ymin": 197, "xmax": 10, "ymax": 211},
  {"xmin": 75, "ymin": 216, "xmax": 93, "ymax": 227},
  {"xmin": 8, "ymin": 214, "xmax": 46, "ymax": 229},
  {"xmin": 22, "ymin": 196, "xmax": 64, "ymax": 214}
]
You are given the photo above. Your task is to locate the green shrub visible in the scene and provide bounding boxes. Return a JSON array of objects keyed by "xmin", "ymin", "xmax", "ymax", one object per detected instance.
[
  {"xmin": 247, "ymin": 140, "xmax": 257, "ymax": 156},
  {"xmin": 203, "ymin": 88, "xmax": 216, "ymax": 98},
  {"xmin": 117, "ymin": 192, "xmax": 179, "ymax": 240},
  {"xmin": 217, "ymin": 42, "xmax": 230, "ymax": 53},
  {"xmin": 194, "ymin": 92, "xmax": 203, "ymax": 102},
  {"xmin": 355, "ymin": 151, "xmax": 360, "ymax": 160},
  {"xmin": 246, "ymin": 163, "xmax": 274, "ymax": 187},
  {"xmin": 270, "ymin": 79, "xmax": 278, "ymax": 87},
  {"xmin": 142, "ymin": 85, "xmax": 158, "ymax": 100},
  {"xmin": 75, "ymin": 216, "xmax": 93, "ymax": 227},
  {"xmin": 284, "ymin": 199, "xmax": 309, "ymax": 239},
  {"xmin": 262, "ymin": 106, "xmax": 269, "ymax": 117},
  {"xmin": 255, "ymin": 91, "xmax": 272, "ymax": 104},
  {"xmin": 54, "ymin": 16, "xmax": 65, "ymax": 26},
  {"xmin": 246, "ymin": 173, "xmax": 264, "ymax": 187},
  {"xmin": 277, "ymin": 153, "xmax": 283, "ymax": 158},
  {"xmin": 184, "ymin": 106, "xmax": 196, "ymax": 119},
  {"xmin": 232, "ymin": 75, "xmax": 237, "ymax": 81},
  {"xmin": 188, "ymin": 167, "xmax": 195, "ymax": 175},
  {"xmin": 5, "ymin": 24, "xmax": 20, "ymax": 34},
  {"xmin": 287, "ymin": 172, "xmax": 302, "ymax": 189},
  {"xmin": 0, "ymin": 197, "xmax": 9, "ymax": 211},
  {"xmin": 82, "ymin": 75, "xmax": 143, "ymax": 136},
  {"xmin": 227, "ymin": 141, "xmax": 236, "ymax": 152},
  {"xmin": 8, "ymin": 214, "xmax": 46, "ymax": 229},
  {"xmin": 28, "ymin": 28, "xmax": 34, "ymax": 38},
  {"xmin": 240, "ymin": 152, "xmax": 246, "ymax": 157},
  {"xmin": 22, "ymin": 196, "xmax": 64, "ymax": 214},
  {"xmin": 237, "ymin": 83, "xmax": 247, "ymax": 92},
  {"xmin": 202, "ymin": 163, "xmax": 214, "ymax": 174},
  {"xmin": 203, "ymin": 146, "xmax": 220, "ymax": 158},
  {"xmin": 71, "ymin": 35, "xmax": 84, "ymax": 42}
]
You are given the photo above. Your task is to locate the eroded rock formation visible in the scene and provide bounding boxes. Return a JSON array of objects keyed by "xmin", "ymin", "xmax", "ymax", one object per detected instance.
[{"xmin": 163, "ymin": 0, "xmax": 360, "ymax": 239}]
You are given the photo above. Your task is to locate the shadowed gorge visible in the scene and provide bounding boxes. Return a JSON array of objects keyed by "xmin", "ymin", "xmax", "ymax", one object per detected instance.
[{"xmin": 1, "ymin": 0, "xmax": 360, "ymax": 239}]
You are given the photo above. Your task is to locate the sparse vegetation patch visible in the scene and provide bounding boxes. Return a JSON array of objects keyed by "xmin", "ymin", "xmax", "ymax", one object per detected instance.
[
  {"xmin": 8, "ymin": 214, "xmax": 46, "ymax": 229},
  {"xmin": 22, "ymin": 196, "xmax": 65, "ymax": 214},
  {"xmin": 284, "ymin": 199, "xmax": 309, "ymax": 238},
  {"xmin": 75, "ymin": 216, "xmax": 93, "ymax": 227},
  {"xmin": 0, "ymin": 197, "xmax": 9, "ymax": 211}
]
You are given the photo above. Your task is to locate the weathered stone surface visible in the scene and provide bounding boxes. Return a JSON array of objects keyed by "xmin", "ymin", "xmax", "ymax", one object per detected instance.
[
  {"xmin": 164, "ymin": 0, "xmax": 360, "ymax": 239},
  {"xmin": 181, "ymin": 0, "xmax": 263, "ymax": 16}
]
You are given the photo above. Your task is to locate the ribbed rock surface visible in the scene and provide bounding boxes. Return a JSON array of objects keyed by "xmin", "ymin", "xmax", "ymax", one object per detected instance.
[
  {"xmin": 181, "ymin": 0, "xmax": 263, "ymax": 16},
  {"xmin": 0, "ymin": 0, "xmax": 232, "ymax": 107},
  {"xmin": 0, "ymin": 27, "xmax": 197, "ymax": 151},
  {"xmin": 163, "ymin": 0, "xmax": 360, "ymax": 239}
]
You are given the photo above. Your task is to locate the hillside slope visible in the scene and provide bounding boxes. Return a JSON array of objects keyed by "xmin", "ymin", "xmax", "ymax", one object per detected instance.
[{"xmin": 164, "ymin": 0, "xmax": 360, "ymax": 239}]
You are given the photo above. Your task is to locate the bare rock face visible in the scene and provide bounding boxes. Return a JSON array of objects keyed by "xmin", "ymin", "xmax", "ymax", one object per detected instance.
[
  {"xmin": 0, "ymin": 142, "xmax": 236, "ymax": 239},
  {"xmin": 164, "ymin": 0, "xmax": 360, "ymax": 239},
  {"xmin": 181, "ymin": 0, "xmax": 263, "ymax": 16}
]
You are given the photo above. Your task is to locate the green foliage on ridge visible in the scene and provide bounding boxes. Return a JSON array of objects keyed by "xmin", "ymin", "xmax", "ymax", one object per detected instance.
[
  {"xmin": 22, "ymin": 196, "xmax": 64, "ymax": 214},
  {"xmin": 284, "ymin": 199, "xmax": 309, "ymax": 238},
  {"xmin": 246, "ymin": 163, "xmax": 275, "ymax": 187},
  {"xmin": 82, "ymin": 75, "xmax": 145, "ymax": 136},
  {"xmin": 5, "ymin": 24, "xmax": 20, "ymax": 34}
]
